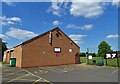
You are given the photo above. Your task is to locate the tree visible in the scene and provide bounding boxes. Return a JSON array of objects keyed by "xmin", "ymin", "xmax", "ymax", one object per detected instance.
[
  {"xmin": 80, "ymin": 52, "xmax": 97, "ymax": 57},
  {"xmin": 88, "ymin": 53, "xmax": 96, "ymax": 57},
  {"xmin": 0, "ymin": 38, "xmax": 7, "ymax": 61},
  {"xmin": 79, "ymin": 52, "xmax": 86, "ymax": 57},
  {"xmin": 98, "ymin": 41, "xmax": 112, "ymax": 57},
  {"xmin": 2, "ymin": 42, "xmax": 7, "ymax": 52}
]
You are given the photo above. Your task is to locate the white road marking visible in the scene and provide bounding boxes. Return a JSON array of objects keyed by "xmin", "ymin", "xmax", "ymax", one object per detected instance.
[
  {"xmin": 47, "ymin": 67, "xmax": 68, "ymax": 72},
  {"xmin": 45, "ymin": 71, "xmax": 48, "ymax": 73},
  {"xmin": 34, "ymin": 69, "xmax": 48, "ymax": 74},
  {"xmin": 3, "ymin": 78, "xmax": 36, "ymax": 81},
  {"xmin": 40, "ymin": 67, "xmax": 66, "ymax": 73},
  {"xmin": 64, "ymin": 67, "xmax": 74, "ymax": 70},
  {"xmin": 39, "ymin": 70, "xmax": 43, "ymax": 72},
  {"xmin": 3, "ymin": 69, "xmax": 12, "ymax": 72},
  {"xmin": 112, "ymin": 70, "xmax": 118, "ymax": 73},
  {"xmin": 7, "ymin": 74, "xmax": 30, "ymax": 83},
  {"xmin": 32, "ymin": 79, "xmax": 41, "ymax": 84},
  {"xmin": 34, "ymin": 71, "xmax": 37, "ymax": 73},
  {"xmin": 3, "ymin": 70, "xmax": 24, "ymax": 77},
  {"xmin": 23, "ymin": 69, "xmax": 53, "ymax": 84}
]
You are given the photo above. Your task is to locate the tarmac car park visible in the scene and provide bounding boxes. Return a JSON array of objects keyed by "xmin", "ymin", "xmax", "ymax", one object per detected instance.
[{"xmin": 2, "ymin": 63, "xmax": 118, "ymax": 84}]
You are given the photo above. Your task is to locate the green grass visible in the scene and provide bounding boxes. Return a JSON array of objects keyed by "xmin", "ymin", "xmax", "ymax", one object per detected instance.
[
  {"xmin": 2, "ymin": 62, "xmax": 9, "ymax": 64},
  {"xmin": 80, "ymin": 57, "xmax": 120, "ymax": 67}
]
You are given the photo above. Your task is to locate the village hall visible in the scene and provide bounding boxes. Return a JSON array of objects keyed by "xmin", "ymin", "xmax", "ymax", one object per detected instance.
[{"xmin": 3, "ymin": 27, "xmax": 80, "ymax": 68}]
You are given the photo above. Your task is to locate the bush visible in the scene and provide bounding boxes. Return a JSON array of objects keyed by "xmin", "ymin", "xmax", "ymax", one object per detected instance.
[
  {"xmin": 2, "ymin": 62, "xmax": 9, "ymax": 64},
  {"xmin": 80, "ymin": 52, "xmax": 86, "ymax": 57}
]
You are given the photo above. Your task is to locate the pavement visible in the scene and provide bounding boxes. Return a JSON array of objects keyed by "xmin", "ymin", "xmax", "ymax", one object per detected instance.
[{"xmin": 1, "ymin": 63, "xmax": 119, "ymax": 83}]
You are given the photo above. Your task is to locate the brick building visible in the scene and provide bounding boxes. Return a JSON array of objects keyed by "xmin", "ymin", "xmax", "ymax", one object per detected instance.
[
  {"xmin": 4, "ymin": 27, "xmax": 80, "ymax": 68},
  {"xmin": 3, "ymin": 48, "xmax": 14, "ymax": 63}
]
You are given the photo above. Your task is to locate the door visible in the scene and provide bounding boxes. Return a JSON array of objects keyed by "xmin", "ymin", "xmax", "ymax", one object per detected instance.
[{"xmin": 75, "ymin": 53, "xmax": 80, "ymax": 64}]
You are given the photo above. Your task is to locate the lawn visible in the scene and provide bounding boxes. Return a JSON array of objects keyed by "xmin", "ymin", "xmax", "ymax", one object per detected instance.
[{"xmin": 80, "ymin": 57, "xmax": 120, "ymax": 67}]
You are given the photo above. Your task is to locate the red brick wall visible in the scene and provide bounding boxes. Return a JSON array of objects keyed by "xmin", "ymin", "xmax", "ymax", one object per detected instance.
[
  {"xmin": 16, "ymin": 29, "xmax": 80, "ymax": 67},
  {"xmin": 7, "ymin": 52, "xmax": 11, "ymax": 63},
  {"xmin": 14, "ymin": 45, "xmax": 22, "ymax": 67}
]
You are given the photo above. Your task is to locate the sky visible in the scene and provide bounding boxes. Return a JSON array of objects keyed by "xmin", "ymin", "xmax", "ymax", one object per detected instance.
[{"xmin": 0, "ymin": 1, "xmax": 119, "ymax": 53}]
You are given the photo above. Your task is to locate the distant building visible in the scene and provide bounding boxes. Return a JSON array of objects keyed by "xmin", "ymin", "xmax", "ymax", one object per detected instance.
[
  {"xmin": 3, "ymin": 48, "xmax": 14, "ymax": 63},
  {"xmin": 4, "ymin": 27, "xmax": 80, "ymax": 68}
]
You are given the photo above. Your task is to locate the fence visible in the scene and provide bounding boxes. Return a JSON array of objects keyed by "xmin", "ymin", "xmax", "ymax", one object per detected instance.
[{"xmin": 80, "ymin": 57, "xmax": 120, "ymax": 67}]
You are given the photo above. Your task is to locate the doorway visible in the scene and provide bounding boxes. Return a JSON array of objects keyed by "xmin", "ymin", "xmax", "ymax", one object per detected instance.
[{"xmin": 75, "ymin": 53, "xmax": 80, "ymax": 64}]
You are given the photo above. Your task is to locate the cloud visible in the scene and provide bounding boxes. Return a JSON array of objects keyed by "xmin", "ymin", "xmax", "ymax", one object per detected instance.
[
  {"xmin": 2, "ymin": 0, "xmax": 16, "ymax": 6},
  {"xmin": 53, "ymin": 20, "xmax": 62, "ymax": 26},
  {"xmin": 0, "ymin": 16, "xmax": 6, "ymax": 20},
  {"xmin": 111, "ymin": 46, "xmax": 119, "ymax": 51},
  {"xmin": 65, "ymin": 24, "xmax": 81, "ymax": 29},
  {"xmin": 7, "ymin": 45, "xmax": 13, "ymax": 49},
  {"xmin": 47, "ymin": 2, "xmax": 62, "ymax": 17},
  {"xmin": 69, "ymin": 34, "xmax": 86, "ymax": 41},
  {"xmin": 0, "ymin": 16, "xmax": 21, "ymax": 26},
  {"xmin": 70, "ymin": 1, "xmax": 105, "ymax": 18},
  {"xmin": 48, "ymin": 0, "xmax": 119, "ymax": 18},
  {"xmin": 5, "ymin": 2, "xmax": 15, "ymax": 6},
  {"xmin": 69, "ymin": 34, "xmax": 87, "ymax": 44},
  {"xmin": 47, "ymin": 1, "xmax": 69, "ymax": 17},
  {"xmin": 106, "ymin": 35, "xmax": 120, "ymax": 39},
  {"xmin": 6, "ymin": 17, "xmax": 21, "ymax": 22},
  {"xmin": 7, "ymin": 21, "xmax": 15, "ymax": 24},
  {"xmin": 112, "ymin": 0, "xmax": 120, "ymax": 7},
  {"xmin": 0, "ymin": 34, "xmax": 9, "ymax": 40},
  {"xmin": 81, "ymin": 24, "xmax": 93, "ymax": 30},
  {"xmin": 65, "ymin": 23, "xmax": 93, "ymax": 30},
  {"xmin": 6, "ymin": 27, "xmax": 38, "ymax": 40},
  {"xmin": 0, "ymin": 21, "xmax": 15, "ymax": 25}
]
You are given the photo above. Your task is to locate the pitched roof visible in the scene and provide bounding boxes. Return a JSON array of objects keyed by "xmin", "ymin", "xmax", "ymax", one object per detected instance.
[{"xmin": 14, "ymin": 27, "xmax": 80, "ymax": 48}]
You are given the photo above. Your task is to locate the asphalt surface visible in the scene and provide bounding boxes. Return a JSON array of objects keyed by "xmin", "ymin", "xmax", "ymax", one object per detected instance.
[{"xmin": 1, "ymin": 63, "xmax": 119, "ymax": 83}]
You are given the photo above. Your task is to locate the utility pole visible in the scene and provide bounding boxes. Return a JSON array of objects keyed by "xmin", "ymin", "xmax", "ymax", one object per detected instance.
[
  {"xmin": 86, "ymin": 48, "xmax": 89, "ymax": 64},
  {"xmin": 116, "ymin": 51, "xmax": 119, "ymax": 68}
]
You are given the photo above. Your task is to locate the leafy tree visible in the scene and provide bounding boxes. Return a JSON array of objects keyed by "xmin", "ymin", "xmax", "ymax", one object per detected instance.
[
  {"xmin": 79, "ymin": 52, "xmax": 86, "ymax": 57},
  {"xmin": 98, "ymin": 41, "xmax": 112, "ymax": 57},
  {"xmin": 0, "ymin": 38, "xmax": 7, "ymax": 61},
  {"xmin": 80, "ymin": 52, "xmax": 97, "ymax": 57},
  {"xmin": 92, "ymin": 53, "xmax": 96, "ymax": 57},
  {"xmin": 88, "ymin": 53, "xmax": 96, "ymax": 57},
  {"xmin": 2, "ymin": 42, "xmax": 7, "ymax": 52}
]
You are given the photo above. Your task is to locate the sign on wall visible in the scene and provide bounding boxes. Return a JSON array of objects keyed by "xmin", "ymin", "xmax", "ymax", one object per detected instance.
[
  {"xmin": 88, "ymin": 55, "xmax": 92, "ymax": 59},
  {"xmin": 54, "ymin": 47, "xmax": 61, "ymax": 53},
  {"xmin": 105, "ymin": 51, "xmax": 119, "ymax": 67},
  {"xmin": 105, "ymin": 52, "xmax": 118, "ymax": 59}
]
